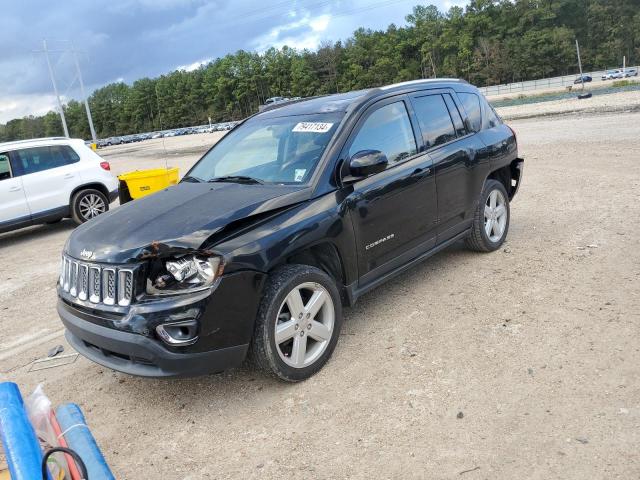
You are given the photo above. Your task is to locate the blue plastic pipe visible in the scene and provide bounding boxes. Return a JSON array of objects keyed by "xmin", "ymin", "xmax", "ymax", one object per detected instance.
[
  {"xmin": 56, "ymin": 402, "xmax": 115, "ymax": 480},
  {"xmin": 0, "ymin": 382, "xmax": 45, "ymax": 480}
]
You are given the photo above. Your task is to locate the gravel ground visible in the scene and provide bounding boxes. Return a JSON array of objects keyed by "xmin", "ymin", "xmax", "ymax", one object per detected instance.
[{"xmin": 1, "ymin": 98, "xmax": 639, "ymax": 479}]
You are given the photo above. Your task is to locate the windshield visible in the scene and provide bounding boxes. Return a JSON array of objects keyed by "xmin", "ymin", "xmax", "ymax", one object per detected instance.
[{"xmin": 187, "ymin": 112, "xmax": 343, "ymax": 185}]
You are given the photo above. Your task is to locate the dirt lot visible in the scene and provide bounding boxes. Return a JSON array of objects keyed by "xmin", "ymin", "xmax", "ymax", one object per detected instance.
[{"xmin": 1, "ymin": 99, "xmax": 639, "ymax": 478}]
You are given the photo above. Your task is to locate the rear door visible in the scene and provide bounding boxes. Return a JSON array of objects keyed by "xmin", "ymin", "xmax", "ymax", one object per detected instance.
[
  {"xmin": 409, "ymin": 90, "xmax": 486, "ymax": 240},
  {"xmin": 0, "ymin": 151, "xmax": 31, "ymax": 227},
  {"xmin": 342, "ymin": 96, "xmax": 438, "ymax": 285},
  {"xmin": 13, "ymin": 145, "xmax": 83, "ymax": 217}
]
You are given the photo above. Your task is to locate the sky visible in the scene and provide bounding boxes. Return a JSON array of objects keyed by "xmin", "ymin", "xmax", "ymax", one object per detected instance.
[{"xmin": 0, "ymin": 0, "xmax": 466, "ymax": 123}]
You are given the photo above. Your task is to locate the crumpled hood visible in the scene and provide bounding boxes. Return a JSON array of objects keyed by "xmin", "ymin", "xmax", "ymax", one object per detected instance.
[{"xmin": 66, "ymin": 182, "xmax": 308, "ymax": 263}]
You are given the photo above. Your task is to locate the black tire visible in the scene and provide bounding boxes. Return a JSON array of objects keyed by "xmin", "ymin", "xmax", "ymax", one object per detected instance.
[
  {"xmin": 71, "ymin": 189, "xmax": 109, "ymax": 225},
  {"xmin": 248, "ymin": 265, "xmax": 343, "ymax": 382},
  {"xmin": 466, "ymin": 179, "xmax": 510, "ymax": 252}
]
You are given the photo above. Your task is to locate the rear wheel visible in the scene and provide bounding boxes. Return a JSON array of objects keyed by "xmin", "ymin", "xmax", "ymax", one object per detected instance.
[
  {"xmin": 466, "ymin": 179, "xmax": 510, "ymax": 252},
  {"xmin": 71, "ymin": 189, "xmax": 108, "ymax": 225},
  {"xmin": 249, "ymin": 265, "xmax": 342, "ymax": 382}
]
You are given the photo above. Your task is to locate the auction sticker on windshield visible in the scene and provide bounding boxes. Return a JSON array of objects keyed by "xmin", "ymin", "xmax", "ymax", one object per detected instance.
[{"xmin": 292, "ymin": 122, "xmax": 333, "ymax": 133}]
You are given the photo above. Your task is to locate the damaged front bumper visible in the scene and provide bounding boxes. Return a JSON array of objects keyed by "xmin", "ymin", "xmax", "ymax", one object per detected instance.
[{"xmin": 57, "ymin": 270, "xmax": 266, "ymax": 377}]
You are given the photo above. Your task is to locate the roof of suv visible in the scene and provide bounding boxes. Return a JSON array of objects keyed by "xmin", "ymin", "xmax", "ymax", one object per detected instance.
[
  {"xmin": 258, "ymin": 78, "xmax": 470, "ymax": 118},
  {"xmin": 0, "ymin": 137, "xmax": 82, "ymax": 151}
]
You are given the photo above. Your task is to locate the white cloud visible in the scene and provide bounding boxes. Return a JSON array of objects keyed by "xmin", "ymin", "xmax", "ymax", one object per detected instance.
[
  {"xmin": 176, "ymin": 58, "xmax": 211, "ymax": 72},
  {"xmin": 309, "ymin": 14, "xmax": 331, "ymax": 33},
  {"xmin": 252, "ymin": 13, "xmax": 332, "ymax": 52},
  {"xmin": 444, "ymin": 0, "xmax": 467, "ymax": 9},
  {"xmin": 0, "ymin": 93, "xmax": 64, "ymax": 123}
]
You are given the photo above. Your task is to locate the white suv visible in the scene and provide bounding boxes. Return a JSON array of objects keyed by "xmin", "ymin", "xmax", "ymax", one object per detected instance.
[{"xmin": 0, "ymin": 137, "xmax": 118, "ymax": 234}]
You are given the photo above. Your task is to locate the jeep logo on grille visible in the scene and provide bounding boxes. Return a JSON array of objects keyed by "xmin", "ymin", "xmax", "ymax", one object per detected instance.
[{"xmin": 80, "ymin": 249, "xmax": 94, "ymax": 260}]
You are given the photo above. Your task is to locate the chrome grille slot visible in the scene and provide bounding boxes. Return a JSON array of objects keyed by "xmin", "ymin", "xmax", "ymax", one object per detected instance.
[
  {"xmin": 60, "ymin": 255, "xmax": 137, "ymax": 307},
  {"xmin": 102, "ymin": 268, "xmax": 116, "ymax": 306},
  {"xmin": 63, "ymin": 257, "xmax": 71, "ymax": 292},
  {"xmin": 118, "ymin": 270, "xmax": 134, "ymax": 306},
  {"xmin": 78, "ymin": 264, "xmax": 89, "ymax": 301},
  {"xmin": 69, "ymin": 261, "xmax": 79, "ymax": 297},
  {"xmin": 89, "ymin": 266, "xmax": 101, "ymax": 303}
]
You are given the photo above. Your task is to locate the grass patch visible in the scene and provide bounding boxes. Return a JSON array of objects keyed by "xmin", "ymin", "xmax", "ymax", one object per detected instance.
[{"xmin": 612, "ymin": 80, "xmax": 634, "ymax": 88}]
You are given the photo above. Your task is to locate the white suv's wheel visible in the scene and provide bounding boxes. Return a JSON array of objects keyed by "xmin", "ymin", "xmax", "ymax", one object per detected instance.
[
  {"xmin": 249, "ymin": 265, "xmax": 342, "ymax": 381},
  {"xmin": 71, "ymin": 189, "xmax": 109, "ymax": 225}
]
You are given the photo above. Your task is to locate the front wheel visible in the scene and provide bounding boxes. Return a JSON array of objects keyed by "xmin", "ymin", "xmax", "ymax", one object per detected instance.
[
  {"xmin": 466, "ymin": 179, "xmax": 510, "ymax": 252},
  {"xmin": 71, "ymin": 189, "xmax": 109, "ymax": 225},
  {"xmin": 249, "ymin": 265, "xmax": 343, "ymax": 382}
]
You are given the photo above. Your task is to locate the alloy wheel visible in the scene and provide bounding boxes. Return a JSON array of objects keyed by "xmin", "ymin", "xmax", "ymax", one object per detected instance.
[
  {"xmin": 79, "ymin": 194, "xmax": 106, "ymax": 220},
  {"xmin": 484, "ymin": 189, "xmax": 507, "ymax": 242},
  {"xmin": 274, "ymin": 282, "xmax": 335, "ymax": 368}
]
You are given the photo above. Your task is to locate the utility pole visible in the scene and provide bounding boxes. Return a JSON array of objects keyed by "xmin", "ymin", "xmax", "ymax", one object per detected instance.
[
  {"xmin": 575, "ymin": 39, "xmax": 585, "ymax": 89},
  {"xmin": 43, "ymin": 40, "xmax": 69, "ymax": 137},
  {"xmin": 72, "ymin": 45, "xmax": 97, "ymax": 142}
]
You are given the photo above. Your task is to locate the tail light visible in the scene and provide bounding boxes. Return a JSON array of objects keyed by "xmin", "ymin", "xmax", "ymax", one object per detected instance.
[
  {"xmin": 507, "ymin": 124, "xmax": 518, "ymax": 150},
  {"xmin": 100, "ymin": 161, "xmax": 111, "ymax": 171}
]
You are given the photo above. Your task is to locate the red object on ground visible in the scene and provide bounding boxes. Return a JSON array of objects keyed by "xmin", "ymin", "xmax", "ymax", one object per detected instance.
[{"xmin": 49, "ymin": 411, "xmax": 82, "ymax": 480}]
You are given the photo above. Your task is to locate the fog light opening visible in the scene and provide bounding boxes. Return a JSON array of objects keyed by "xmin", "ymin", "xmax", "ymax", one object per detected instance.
[{"xmin": 156, "ymin": 320, "xmax": 199, "ymax": 346}]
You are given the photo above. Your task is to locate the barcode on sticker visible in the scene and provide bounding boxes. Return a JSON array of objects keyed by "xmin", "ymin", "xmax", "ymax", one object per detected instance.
[{"xmin": 292, "ymin": 122, "xmax": 333, "ymax": 133}]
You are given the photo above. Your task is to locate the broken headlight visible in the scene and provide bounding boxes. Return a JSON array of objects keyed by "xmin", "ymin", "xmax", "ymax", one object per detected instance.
[{"xmin": 147, "ymin": 255, "xmax": 223, "ymax": 295}]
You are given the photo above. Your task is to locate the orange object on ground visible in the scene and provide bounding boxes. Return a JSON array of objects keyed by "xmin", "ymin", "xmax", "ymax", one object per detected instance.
[{"xmin": 50, "ymin": 411, "xmax": 82, "ymax": 480}]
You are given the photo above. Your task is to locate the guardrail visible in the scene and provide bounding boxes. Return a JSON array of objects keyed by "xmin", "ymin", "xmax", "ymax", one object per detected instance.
[{"xmin": 479, "ymin": 67, "xmax": 639, "ymax": 97}]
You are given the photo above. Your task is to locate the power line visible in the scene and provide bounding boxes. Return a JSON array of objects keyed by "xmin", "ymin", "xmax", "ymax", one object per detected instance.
[{"xmin": 37, "ymin": 40, "xmax": 69, "ymax": 137}]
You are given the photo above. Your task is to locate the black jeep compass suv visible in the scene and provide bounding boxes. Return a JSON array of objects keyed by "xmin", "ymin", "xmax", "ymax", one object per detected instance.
[{"xmin": 57, "ymin": 79, "xmax": 523, "ymax": 381}]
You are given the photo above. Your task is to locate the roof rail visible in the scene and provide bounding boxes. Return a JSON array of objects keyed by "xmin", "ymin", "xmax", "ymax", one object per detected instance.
[
  {"xmin": 259, "ymin": 95, "xmax": 326, "ymax": 113},
  {"xmin": 0, "ymin": 137, "xmax": 70, "ymax": 148}
]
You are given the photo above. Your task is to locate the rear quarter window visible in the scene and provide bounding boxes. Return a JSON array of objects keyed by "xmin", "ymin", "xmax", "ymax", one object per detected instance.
[
  {"xmin": 480, "ymin": 96, "xmax": 502, "ymax": 130},
  {"xmin": 457, "ymin": 92, "xmax": 482, "ymax": 133}
]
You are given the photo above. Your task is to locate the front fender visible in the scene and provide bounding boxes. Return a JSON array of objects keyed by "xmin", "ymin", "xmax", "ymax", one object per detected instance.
[{"xmin": 216, "ymin": 191, "xmax": 358, "ymax": 286}]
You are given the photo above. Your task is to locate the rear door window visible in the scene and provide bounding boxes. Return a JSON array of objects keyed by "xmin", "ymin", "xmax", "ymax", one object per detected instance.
[
  {"xmin": 12, "ymin": 145, "xmax": 80, "ymax": 176},
  {"xmin": 348, "ymin": 101, "xmax": 417, "ymax": 167},
  {"xmin": 410, "ymin": 94, "xmax": 457, "ymax": 149},
  {"xmin": 457, "ymin": 92, "xmax": 482, "ymax": 133},
  {"xmin": 443, "ymin": 94, "xmax": 467, "ymax": 137},
  {"xmin": 0, "ymin": 153, "xmax": 11, "ymax": 181}
]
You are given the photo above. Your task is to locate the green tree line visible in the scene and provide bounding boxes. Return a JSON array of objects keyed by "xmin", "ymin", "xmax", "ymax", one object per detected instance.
[{"xmin": 1, "ymin": 0, "xmax": 638, "ymax": 142}]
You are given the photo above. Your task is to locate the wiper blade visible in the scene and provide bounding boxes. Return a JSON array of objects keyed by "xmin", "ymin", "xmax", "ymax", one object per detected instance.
[
  {"xmin": 181, "ymin": 175, "xmax": 203, "ymax": 183},
  {"xmin": 208, "ymin": 175, "xmax": 264, "ymax": 185}
]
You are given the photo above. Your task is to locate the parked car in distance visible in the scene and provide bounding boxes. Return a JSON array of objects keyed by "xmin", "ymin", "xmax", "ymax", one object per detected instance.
[
  {"xmin": 602, "ymin": 69, "xmax": 623, "ymax": 80},
  {"xmin": 574, "ymin": 75, "xmax": 592, "ymax": 84},
  {"xmin": 58, "ymin": 79, "xmax": 523, "ymax": 381},
  {"xmin": 0, "ymin": 138, "xmax": 118, "ymax": 233},
  {"xmin": 623, "ymin": 68, "xmax": 638, "ymax": 77}
]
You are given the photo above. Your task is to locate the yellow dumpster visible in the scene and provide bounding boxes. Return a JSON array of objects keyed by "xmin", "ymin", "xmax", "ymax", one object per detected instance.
[{"xmin": 118, "ymin": 167, "xmax": 179, "ymax": 204}]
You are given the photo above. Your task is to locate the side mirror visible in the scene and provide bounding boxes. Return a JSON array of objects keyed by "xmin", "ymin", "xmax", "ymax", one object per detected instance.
[{"xmin": 344, "ymin": 150, "xmax": 388, "ymax": 182}]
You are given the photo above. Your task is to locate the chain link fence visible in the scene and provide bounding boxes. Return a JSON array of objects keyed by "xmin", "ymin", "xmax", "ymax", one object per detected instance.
[{"xmin": 479, "ymin": 67, "xmax": 639, "ymax": 97}]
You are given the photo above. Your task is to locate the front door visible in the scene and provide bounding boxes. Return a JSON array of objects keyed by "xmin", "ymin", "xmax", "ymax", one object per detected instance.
[
  {"xmin": 0, "ymin": 151, "xmax": 30, "ymax": 228},
  {"xmin": 342, "ymin": 97, "xmax": 438, "ymax": 287}
]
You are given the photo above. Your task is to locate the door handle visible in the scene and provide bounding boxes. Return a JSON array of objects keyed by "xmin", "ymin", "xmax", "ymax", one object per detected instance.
[
  {"xmin": 8, "ymin": 186, "xmax": 21, "ymax": 192},
  {"xmin": 64, "ymin": 173, "xmax": 75, "ymax": 179},
  {"xmin": 412, "ymin": 167, "xmax": 431, "ymax": 177}
]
